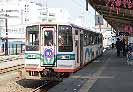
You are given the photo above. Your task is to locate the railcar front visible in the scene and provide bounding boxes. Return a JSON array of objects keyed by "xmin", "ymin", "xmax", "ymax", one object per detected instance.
[{"xmin": 24, "ymin": 24, "xmax": 77, "ymax": 79}]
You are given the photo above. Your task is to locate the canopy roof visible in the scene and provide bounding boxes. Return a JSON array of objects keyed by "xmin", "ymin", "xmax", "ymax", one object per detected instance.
[{"xmin": 86, "ymin": 0, "xmax": 133, "ymax": 35}]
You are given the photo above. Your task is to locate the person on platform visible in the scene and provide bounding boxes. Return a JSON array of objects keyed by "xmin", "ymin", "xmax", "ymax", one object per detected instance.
[
  {"xmin": 115, "ymin": 38, "xmax": 122, "ymax": 56},
  {"xmin": 112, "ymin": 43, "xmax": 114, "ymax": 49},
  {"xmin": 121, "ymin": 39, "xmax": 126, "ymax": 56}
]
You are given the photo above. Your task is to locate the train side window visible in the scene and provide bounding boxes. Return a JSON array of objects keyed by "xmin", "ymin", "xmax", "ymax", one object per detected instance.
[
  {"xmin": 94, "ymin": 34, "xmax": 98, "ymax": 44},
  {"xmin": 101, "ymin": 35, "xmax": 103, "ymax": 43},
  {"xmin": 88, "ymin": 33, "xmax": 91, "ymax": 45},
  {"xmin": 91, "ymin": 33, "xmax": 94, "ymax": 45},
  {"xmin": 58, "ymin": 25, "xmax": 73, "ymax": 52},
  {"xmin": 84, "ymin": 31, "xmax": 88, "ymax": 46},
  {"xmin": 98, "ymin": 35, "xmax": 100, "ymax": 44},
  {"xmin": 94, "ymin": 36, "xmax": 97, "ymax": 44},
  {"xmin": 75, "ymin": 30, "xmax": 78, "ymax": 47},
  {"xmin": 75, "ymin": 30, "xmax": 78, "ymax": 35}
]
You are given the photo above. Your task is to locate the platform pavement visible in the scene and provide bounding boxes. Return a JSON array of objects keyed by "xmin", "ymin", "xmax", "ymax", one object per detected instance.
[{"xmin": 48, "ymin": 49, "xmax": 133, "ymax": 92}]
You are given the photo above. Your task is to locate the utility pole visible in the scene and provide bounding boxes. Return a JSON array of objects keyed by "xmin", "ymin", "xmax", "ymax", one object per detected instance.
[
  {"xmin": 0, "ymin": 16, "xmax": 9, "ymax": 55},
  {"xmin": 45, "ymin": 0, "xmax": 48, "ymax": 22},
  {"xmin": 5, "ymin": 14, "xmax": 8, "ymax": 55}
]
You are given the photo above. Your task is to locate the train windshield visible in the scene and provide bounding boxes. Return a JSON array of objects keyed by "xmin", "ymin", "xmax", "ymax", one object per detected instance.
[
  {"xmin": 44, "ymin": 30, "xmax": 53, "ymax": 46},
  {"xmin": 26, "ymin": 25, "xmax": 39, "ymax": 51},
  {"xmin": 58, "ymin": 25, "xmax": 73, "ymax": 52}
]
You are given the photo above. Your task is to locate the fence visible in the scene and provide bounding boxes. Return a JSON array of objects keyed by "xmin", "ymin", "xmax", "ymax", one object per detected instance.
[{"xmin": 2, "ymin": 43, "xmax": 25, "ymax": 55}]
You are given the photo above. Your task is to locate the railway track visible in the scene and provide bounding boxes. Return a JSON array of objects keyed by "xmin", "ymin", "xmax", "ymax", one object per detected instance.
[
  {"xmin": 32, "ymin": 81, "xmax": 48, "ymax": 92},
  {"xmin": 31, "ymin": 81, "xmax": 60, "ymax": 92},
  {"xmin": 0, "ymin": 64, "xmax": 24, "ymax": 74},
  {"xmin": 0, "ymin": 57, "xmax": 23, "ymax": 63}
]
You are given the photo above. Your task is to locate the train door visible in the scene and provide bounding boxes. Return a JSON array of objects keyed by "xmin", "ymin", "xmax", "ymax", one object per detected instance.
[
  {"xmin": 80, "ymin": 30, "xmax": 84, "ymax": 66},
  {"xmin": 75, "ymin": 29, "xmax": 84, "ymax": 67},
  {"xmin": 75, "ymin": 29, "xmax": 80, "ymax": 66},
  {"xmin": 41, "ymin": 26, "xmax": 57, "ymax": 66}
]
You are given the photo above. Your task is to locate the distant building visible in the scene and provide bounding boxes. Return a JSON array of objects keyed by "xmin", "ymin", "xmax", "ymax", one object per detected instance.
[
  {"xmin": 95, "ymin": 19, "xmax": 116, "ymax": 49},
  {"xmin": 0, "ymin": 0, "xmax": 72, "ymax": 53},
  {"xmin": 0, "ymin": 0, "xmax": 25, "ymax": 53}
]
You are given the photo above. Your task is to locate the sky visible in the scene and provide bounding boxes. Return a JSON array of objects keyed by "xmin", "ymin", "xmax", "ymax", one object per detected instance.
[
  {"xmin": 41, "ymin": 0, "xmax": 96, "ymax": 29},
  {"xmin": 0, "ymin": 0, "xmax": 96, "ymax": 29}
]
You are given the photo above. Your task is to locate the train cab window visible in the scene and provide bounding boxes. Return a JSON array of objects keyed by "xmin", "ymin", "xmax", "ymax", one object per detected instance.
[
  {"xmin": 58, "ymin": 25, "xmax": 73, "ymax": 52},
  {"xmin": 26, "ymin": 25, "xmax": 39, "ymax": 51},
  {"xmin": 29, "ymin": 32, "xmax": 39, "ymax": 45},
  {"xmin": 44, "ymin": 31, "xmax": 53, "ymax": 46}
]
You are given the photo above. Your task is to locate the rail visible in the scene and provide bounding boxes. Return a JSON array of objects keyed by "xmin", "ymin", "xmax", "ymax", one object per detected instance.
[{"xmin": 0, "ymin": 64, "xmax": 24, "ymax": 74}]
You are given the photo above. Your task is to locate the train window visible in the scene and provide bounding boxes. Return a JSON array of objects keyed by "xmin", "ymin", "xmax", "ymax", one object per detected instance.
[
  {"xmin": 44, "ymin": 31, "xmax": 53, "ymax": 46},
  {"xmin": 75, "ymin": 30, "xmax": 78, "ymax": 47},
  {"xmin": 94, "ymin": 34, "xmax": 99, "ymax": 44},
  {"xmin": 26, "ymin": 25, "xmax": 39, "ymax": 51},
  {"xmin": 91, "ymin": 33, "xmax": 94, "ymax": 45},
  {"xmin": 97, "ymin": 35, "xmax": 100, "ymax": 44},
  {"xmin": 97, "ymin": 36, "xmax": 99, "ymax": 44},
  {"xmin": 58, "ymin": 25, "xmax": 73, "ymax": 52},
  {"xmin": 28, "ymin": 32, "xmax": 39, "ymax": 45},
  {"xmin": 88, "ymin": 33, "xmax": 91, "ymax": 45},
  {"xmin": 75, "ymin": 30, "xmax": 78, "ymax": 35},
  {"xmin": 99, "ymin": 35, "xmax": 103, "ymax": 44},
  {"xmin": 86, "ymin": 32, "xmax": 88, "ymax": 45},
  {"xmin": 94, "ymin": 36, "xmax": 97, "ymax": 44},
  {"xmin": 83, "ymin": 32, "xmax": 87, "ymax": 46}
]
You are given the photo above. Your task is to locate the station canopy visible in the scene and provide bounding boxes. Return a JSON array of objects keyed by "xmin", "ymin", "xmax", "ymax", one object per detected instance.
[{"xmin": 86, "ymin": 0, "xmax": 133, "ymax": 35}]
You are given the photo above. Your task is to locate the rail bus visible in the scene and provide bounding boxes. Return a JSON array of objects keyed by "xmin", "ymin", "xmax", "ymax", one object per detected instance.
[{"xmin": 24, "ymin": 23, "xmax": 103, "ymax": 80}]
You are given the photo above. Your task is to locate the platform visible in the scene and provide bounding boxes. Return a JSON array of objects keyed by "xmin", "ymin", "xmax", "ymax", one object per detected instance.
[{"xmin": 48, "ymin": 49, "xmax": 133, "ymax": 92}]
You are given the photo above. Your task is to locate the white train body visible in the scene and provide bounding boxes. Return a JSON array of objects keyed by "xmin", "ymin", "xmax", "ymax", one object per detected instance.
[{"xmin": 24, "ymin": 23, "xmax": 103, "ymax": 79}]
